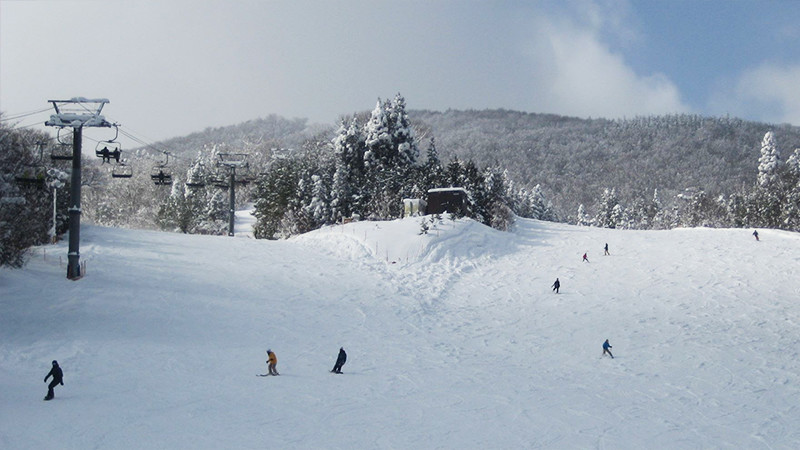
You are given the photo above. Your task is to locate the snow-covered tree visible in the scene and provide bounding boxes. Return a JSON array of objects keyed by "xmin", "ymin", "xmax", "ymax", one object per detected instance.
[
  {"xmin": 388, "ymin": 93, "xmax": 419, "ymax": 168},
  {"xmin": 576, "ymin": 204, "xmax": 592, "ymax": 226},
  {"xmin": 363, "ymin": 99, "xmax": 393, "ymax": 173},
  {"xmin": 0, "ymin": 123, "xmax": 56, "ymax": 267},
  {"xmin": 419, "ymin": 137, "xmax": 444, "ymax": 193},
  {"xmin": 757, "ymin": 131, "xmax": 781, "ymax": 188},
  {"xmin": 594, "ymin": 188, "xmax": 621, "ymax": 228},
  {"xmin": 330, "ymin": 118, "xmax": 365, "ymax": 221},
  {"xmin": 783, "ymin": 148, "xmax": 800, "ymax": 230},
  {"xmin": 304, "ymin": 174, "xmax": 331, "ymax": 226}
]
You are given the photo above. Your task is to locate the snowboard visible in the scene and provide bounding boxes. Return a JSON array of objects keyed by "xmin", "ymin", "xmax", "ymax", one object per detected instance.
[{"xmin": 257, "ymin": 373, "xmax": 279, "ymax": 376}]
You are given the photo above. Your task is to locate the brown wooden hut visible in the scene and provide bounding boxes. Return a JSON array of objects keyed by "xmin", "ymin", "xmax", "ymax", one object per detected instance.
[{"xmin": 426, "ymin": 188, "xmax": 469, "ymax": 215}]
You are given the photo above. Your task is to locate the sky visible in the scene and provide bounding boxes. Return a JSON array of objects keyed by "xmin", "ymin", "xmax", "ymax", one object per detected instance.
[{"xmin": 2, "ymin": 0, "xmax": 800, "ymax": 147}]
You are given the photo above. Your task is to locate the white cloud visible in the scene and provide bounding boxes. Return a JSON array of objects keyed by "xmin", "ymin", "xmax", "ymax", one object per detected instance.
[
  {"xmin": 711, "ymin": 64, "xmax": 800, "ymax": 126},
  {"xmin": 522, "ymin": 13, "xmax": 689, "ymax": 119}
]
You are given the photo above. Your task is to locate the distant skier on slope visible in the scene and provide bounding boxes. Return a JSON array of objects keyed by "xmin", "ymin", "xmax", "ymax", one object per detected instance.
[
  {"xmin": 583, "ymin": 252, "xmax": 589, "ymax": 263},
  {"xmin": 604, "ymin": 243, "xmax": 609, "ymax": 255},
  {"xmin": 551, "ymin": 278, "xmax": 560, "ymax": 294},
  {"xmin": 602, "ymin": 339, "xmax": 614, "ymax": 359},
  {"xmin": 43, "ymin": 360, "xmax": 63, "ymax": 401},
  {"xmin": 753, "ymin": 230, "xmax": 759, "ymax": 241},
  {"xmin": 266, "ymin": 349, "xmax": 279, "ymax": 376},
  {"xmin": 331, "ymin": 347, "xmax": 347, "ymax": 374}
]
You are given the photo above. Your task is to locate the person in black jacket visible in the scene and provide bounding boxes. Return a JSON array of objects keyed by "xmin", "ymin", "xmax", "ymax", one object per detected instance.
[
  {"xmin": 331, "ymin": 347, "xmax": 347, "ymax": 374},
  {"xmin": 44, "ymin": 360, "xmax": 63, "ymax": 401},
  {"xmin": 551, "ymin": 278, "xmax": 560, "ymax": 293}
]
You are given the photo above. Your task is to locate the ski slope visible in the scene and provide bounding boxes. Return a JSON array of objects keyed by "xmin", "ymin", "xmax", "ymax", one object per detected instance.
[{"xmin": 2, "ymin": 214, "xmax": 800, "ymax": 449}]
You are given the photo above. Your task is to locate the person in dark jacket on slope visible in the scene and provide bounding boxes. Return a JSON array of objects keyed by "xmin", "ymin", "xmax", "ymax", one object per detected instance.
[
  {"xmin": 552, "ymin": 278, "xmax": 560, "ymax": 293},
  {"xmin": 602, "ymin": 339, "xmax": 614, "ymax": 359},
  {"xmin": 44, "ymin": 360, "xmax": 63, "ymax": 400},
  {"xmin": 331, "ymin": 347, "xmax": 347, "ymax": 374}
]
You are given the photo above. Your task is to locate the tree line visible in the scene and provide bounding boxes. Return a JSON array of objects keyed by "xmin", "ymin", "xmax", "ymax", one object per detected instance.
[{"xmin": 4, "ymin": 100, "xmax": 800, "ymax": 267}]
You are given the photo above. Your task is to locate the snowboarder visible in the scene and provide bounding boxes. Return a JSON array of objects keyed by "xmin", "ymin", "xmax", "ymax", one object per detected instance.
[
  {"xmin": 753, "ymin": 230, "xmax": 759, "ymax": 241},
  {"xmin": 266, "ymin": 349, "xmax": 279, "ymax": 376},
  {"xmin": 602, "ymin": 339, "xmax": 614, "ymax": 359},
  {"xmin": 43, "ymin": 360, "xmax": 63, "ymax": 401},
  {"xmin": 551, "ymin": 278, "xmax": 560, "ymax": 294},
  {"xmin": 331, "ymin": 347, "xmax": 347, "ymax": 374},
  {"xmin": 604, "ymin": 243, "xmax": 609, "ymax": 255},
  {"xmin": 583, "ymin": 252, "xmax": 589, "ymax": 263}
]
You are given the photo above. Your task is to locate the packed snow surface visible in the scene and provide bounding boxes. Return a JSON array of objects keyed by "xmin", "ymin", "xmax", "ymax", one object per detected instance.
[{"xmin": 2, "ymin": 214, "xmax": 800, "ymax": 448}]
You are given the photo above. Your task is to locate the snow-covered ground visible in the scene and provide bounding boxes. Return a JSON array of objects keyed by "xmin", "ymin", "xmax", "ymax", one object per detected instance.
[{"xmin": 2, "ymin": 214, "xmax": 800, "ymax": 449}]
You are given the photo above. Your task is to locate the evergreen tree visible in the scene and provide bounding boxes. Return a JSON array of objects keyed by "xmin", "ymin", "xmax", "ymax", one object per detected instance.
[
  {"xmin": 783, "ymin": 149, "xmax": 800, "ymax": 230},
  {"xmin": 752, "ymin": 131, "xmax": 787, "ymax": 227},
  {"xmin": 528, "ymin": 184, "xmax": 549, "ymax": 220},
  {"xmin": 363, "ymin": 99, "xmax": 393, "ymax": 173},
  {"xmin": 419, "ymin": 137, "xmax": 444, "ymax": 193},
  {"xmin": 594, "ymin": 188, "xmax": 621, "ymax": 228},
  {"xmin": 305, "ymin": 174, "xmax": 331, "ymax": 226},
  {"xmin": 157, "ymin": 180, "xmax": 191, "ymax": 233},
  {"xmin": 330, "ymin": 159, "xmax": 350, "ymax": 223},
  {"xmin": 576, "ymin": 204, "xmax": 592, "ymax": 226},
  {"xmin": 389, "ymin": 93, "xmax": 419, "ymax": 168},
  {"xmin": 758, "ymin": 131, "xmax": 781, "ymax": 188},
  {"xmin": 445, "ymin": 157, "xmax": 464, "ymax": 187},
  {"xmin": 610, "ymin": 204, "xmax": 627, "ymax": 229},
  {"xmin": 331, "ymin": 117, "xmax": 366, "ymax": 218},
  {"xmin": 252, "ymin": 157, "xmax": 300, "ymax": 239}
]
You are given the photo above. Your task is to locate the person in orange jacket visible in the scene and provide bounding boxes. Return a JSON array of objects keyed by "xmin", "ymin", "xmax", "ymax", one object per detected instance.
[{"xmin": 266, "ymin": 349, "xmax": 279, "ymax": 376}]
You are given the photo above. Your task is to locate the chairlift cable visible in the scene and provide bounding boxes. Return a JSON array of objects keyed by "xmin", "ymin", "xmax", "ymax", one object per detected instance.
[{"xmin": 0, "ymin": 107, "xmax": 52, "ymax": 122}]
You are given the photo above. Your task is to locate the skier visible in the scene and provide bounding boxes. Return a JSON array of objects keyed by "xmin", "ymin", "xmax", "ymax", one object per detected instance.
[
  {"xmin": 331, "ymin": 347, "xmax": 347, "ymax": 374},
  {"xmin": 604, "ymin": 243, "xmax": 609, "ymax": 255},
  {"xmin": 753, "ymin": 230, "xmax": 759, "ymax": 241},
  {"xmin": 602, "ymin": 339, "xmax": 614, "ymax": 359},
  {"xmin": 551, "ymin": 278, "xmax": 560, "ymax": 294},
  {"xmin": 583, "ymin": 252, "xmax": 589, "ymax": 263},
  {"xmin": 266, "ymin": 349, "xmax": 279, "ymax": 376},
  {"xmin": 43, "ymin": 360, "xmax": 63, "ymax": 401}
]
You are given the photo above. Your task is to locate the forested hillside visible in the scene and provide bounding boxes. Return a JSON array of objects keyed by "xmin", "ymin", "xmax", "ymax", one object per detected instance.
[
  {"xmin": 142, "ymin": 108, "xmax": 800, "ymax": 219},
  {"xmin": 409, "ymin": 109, "xmax": 800, "ymax": 217}
]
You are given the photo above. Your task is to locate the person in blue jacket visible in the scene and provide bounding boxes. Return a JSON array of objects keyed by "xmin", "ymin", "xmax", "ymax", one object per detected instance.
[{"xmin": 602, "ymin": 339, "xmax": 614, "ymax": 359}]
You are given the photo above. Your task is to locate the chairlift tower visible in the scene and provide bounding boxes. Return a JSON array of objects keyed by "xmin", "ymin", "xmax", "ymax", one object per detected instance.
[
  {"xmin": 217, "ymin": 153, "xmax": 248, "ymax": 236},
  {"xmin": 45, "ymin": 98, "xmax": 113, "ymax": 280}
]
